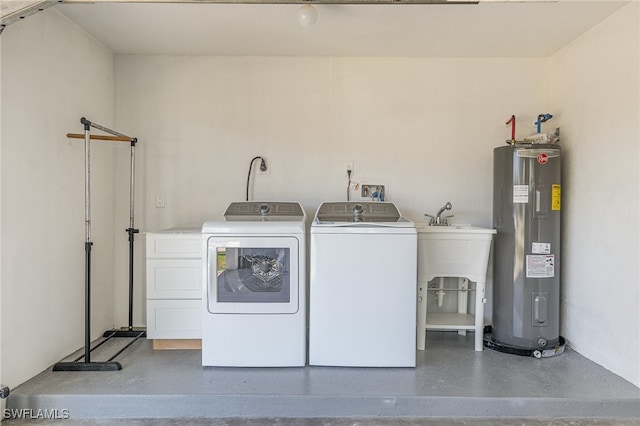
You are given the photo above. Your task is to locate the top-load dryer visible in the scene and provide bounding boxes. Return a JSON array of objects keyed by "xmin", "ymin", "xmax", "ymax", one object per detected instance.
[
  {"xmin": 309, "ymin": 201, "xmax": 417, "ymax": 367},
  {"xmin": 202, "ymin": 201, "xmax": 306, "ymax": 367}
]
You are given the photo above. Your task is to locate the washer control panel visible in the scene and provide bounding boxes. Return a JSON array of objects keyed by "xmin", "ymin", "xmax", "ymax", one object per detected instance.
[{"xmin": 316, "ymin": 202, "xmax": 402, "ymax": 223}]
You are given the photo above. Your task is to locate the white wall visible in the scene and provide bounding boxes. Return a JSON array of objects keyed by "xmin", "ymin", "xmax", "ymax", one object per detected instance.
[
  {"xmin": 113, "ymin": 56, "xmax": 548, "ymax": 326},
  {"xmin": 1, "ymin": 10, "xmax": 116, "ymax": 387},
  {"xmin": 549, "ymin": 2, "xmax": 640, "ymax": 387},
  {"xmin": 115, "ymin": 56, "xmax": 547, "ymax": 228}
]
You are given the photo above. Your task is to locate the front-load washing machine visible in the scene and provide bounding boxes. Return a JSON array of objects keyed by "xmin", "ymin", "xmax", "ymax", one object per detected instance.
[
  {"xmin": 309, "ymin": 202, "xmax": 417, "ymax": 367},
  {"xmin": 202, "ymin": 201, "xmax": 306, "ymax": 367}
]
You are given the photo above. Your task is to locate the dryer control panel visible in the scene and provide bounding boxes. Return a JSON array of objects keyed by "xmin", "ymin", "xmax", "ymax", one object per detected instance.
[{"xmin": 224, "ymin": 202, "xmax": 305, "ymax": 221}]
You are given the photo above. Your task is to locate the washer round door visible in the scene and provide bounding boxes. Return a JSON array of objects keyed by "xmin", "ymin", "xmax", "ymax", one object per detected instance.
[{"xmin": 206, "ymin": 236, "xmax": 300, "ymax": 314}]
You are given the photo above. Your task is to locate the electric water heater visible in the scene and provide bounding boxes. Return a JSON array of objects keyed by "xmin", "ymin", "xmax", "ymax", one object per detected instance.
[{"xmin": 491, "ymin": 143, "xmax": 562, "ymax": 353}]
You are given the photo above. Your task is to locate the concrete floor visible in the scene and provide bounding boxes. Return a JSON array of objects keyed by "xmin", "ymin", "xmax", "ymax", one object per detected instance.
[
  {"xmin": 4, "ymin": 418, "xmax": 640, "ymax": 425},
  {"xmin": 4, "ymin": 332, "xmax": 640, "ymax": 423}
]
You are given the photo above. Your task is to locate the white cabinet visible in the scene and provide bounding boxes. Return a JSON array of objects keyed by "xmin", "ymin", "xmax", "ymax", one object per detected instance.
[{"xmin": 146, "ymin": 230, "xmax": 201, "ymax": 339}]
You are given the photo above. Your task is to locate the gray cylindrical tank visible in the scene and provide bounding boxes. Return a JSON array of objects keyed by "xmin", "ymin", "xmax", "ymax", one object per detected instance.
[{"xmin": 492, "ymin": 144, "xmax": 561, "ymax": 349}]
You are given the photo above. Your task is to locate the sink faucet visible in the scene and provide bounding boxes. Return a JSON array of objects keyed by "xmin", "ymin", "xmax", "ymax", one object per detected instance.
[{"xmin": 425, "ymin": 202, "xmax": 454, "ymax": 226}]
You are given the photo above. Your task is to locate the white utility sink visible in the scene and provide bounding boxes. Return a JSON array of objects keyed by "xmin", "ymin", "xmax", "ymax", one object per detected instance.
[
  {"xmin": 416, "ymin": 224, "xmax": 496, "ymax": 282},
  {"xmin": 416, "ymin": 223, "xmax": 494, "ymax": 232},
  {"xmin": 416, "ymin": 224, "xmax": 496, "ymax": 351}
]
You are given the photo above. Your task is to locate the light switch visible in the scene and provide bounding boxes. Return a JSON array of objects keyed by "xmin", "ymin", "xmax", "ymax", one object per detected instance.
[{"xmin": 155, "ymin": 193, "xmax": 165, "ymax": 208}]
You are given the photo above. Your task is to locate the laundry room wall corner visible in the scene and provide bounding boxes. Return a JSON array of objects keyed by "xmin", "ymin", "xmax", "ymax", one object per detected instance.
[
  {"xmin": 1, "ymin": 9, "xmax": 116, "ymax": 387},
  {"xmin": 549, "ymin": 1, "xmax": 640, "ymax": 388}
]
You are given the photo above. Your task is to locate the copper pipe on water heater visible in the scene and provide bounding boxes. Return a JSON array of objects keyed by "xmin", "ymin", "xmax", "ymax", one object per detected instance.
[{"xmin": 505, "ymin": 115, "xmax": 516, "ymax": 144}]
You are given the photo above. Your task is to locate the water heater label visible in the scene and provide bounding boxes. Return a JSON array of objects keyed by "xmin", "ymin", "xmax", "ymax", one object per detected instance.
[
  {"xmin": 552, "ymin": 184, "xmax": 561, "ymax": 211},
  {"xmin": 526, "ymin": 255, "xmax": 555, "ymax": 278},
  {"xmin": 513, "ymin": 185, "xmax": 529, "ymax": 203},
  {"xmin": 532, "ymin": 242, "xmax": 551, "ymax": 254},
  {"xmin": 537, "ymin": 152, "xmax": 549, "ymax": 164}
]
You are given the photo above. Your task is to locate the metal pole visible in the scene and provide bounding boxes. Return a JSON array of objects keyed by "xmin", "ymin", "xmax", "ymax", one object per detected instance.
[
  {"xmin": 84, "ymin": 122, "xmax": 92, "ymax": 364},
  {"xmin": 84, "ymin": 123, "xmax": 91, "ymax": 243},
  {"xmin": 127, "ymin": 140, "xmax": 137, "ymax": 330},
  {"xmin": 130, "ymin": 141, "xmax": 136, "ymax": 231}
]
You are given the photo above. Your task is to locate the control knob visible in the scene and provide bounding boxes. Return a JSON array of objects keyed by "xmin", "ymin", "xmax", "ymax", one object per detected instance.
[{"xmin": 353, "ymin": 204, "xmax": 364, "ymax": 221}]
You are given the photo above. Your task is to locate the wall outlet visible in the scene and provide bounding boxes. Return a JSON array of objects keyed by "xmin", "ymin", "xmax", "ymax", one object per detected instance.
[{"xmin": 344, "ymin": 161, "xmax": 354, "ymax": 177}]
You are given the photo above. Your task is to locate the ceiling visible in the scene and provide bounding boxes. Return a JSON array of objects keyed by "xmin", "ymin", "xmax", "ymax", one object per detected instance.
[{"xmin": 31, "ymin": 1, "xmax": 633, "ymax": 56}]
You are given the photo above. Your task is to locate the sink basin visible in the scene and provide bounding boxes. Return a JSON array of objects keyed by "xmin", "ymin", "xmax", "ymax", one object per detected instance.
[
  {"xmin": 416, "ymin": 224, "xmax": 496, "ymax": 233},
  {"xmin": 416, "ymin": 224, "xmax": 496, "ymax": 282}
]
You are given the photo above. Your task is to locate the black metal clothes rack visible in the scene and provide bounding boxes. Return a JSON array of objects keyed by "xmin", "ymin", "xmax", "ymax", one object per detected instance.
[{"xmin": 53, "ymin": 117, "xmax": 144, "ymax": 372}]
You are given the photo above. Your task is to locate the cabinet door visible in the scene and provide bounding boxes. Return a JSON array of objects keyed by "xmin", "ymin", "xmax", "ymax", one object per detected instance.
[
  {"xmin": 147, "ymin": 299, "xmax": 201, "ymax": 339},
  {"xmin": 146, "ymin": 259, "xmax": 201, "ymax": 299}
]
